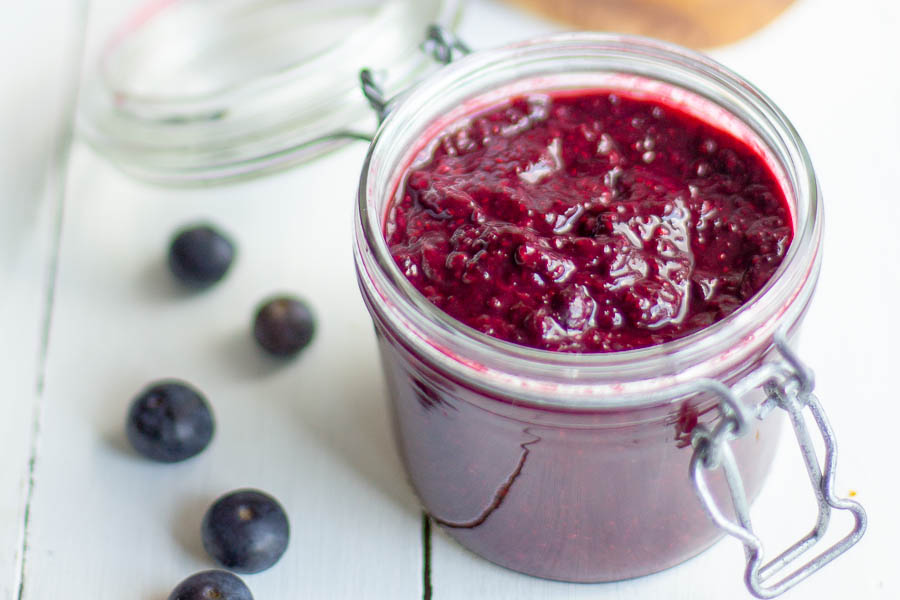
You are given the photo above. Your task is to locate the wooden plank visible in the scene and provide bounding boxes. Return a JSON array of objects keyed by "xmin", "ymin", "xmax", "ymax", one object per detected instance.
[
  {"xmin": 0, "ymin": 3, "xmax": 86, "ymax": 599},
  {"xmin": 20, "ymin": 142, "xmax": 425, "ymax": 599},
  {"xmin": 431, "ymin": 0, "xmax": 899, "ymax": 598},
  {"xmin": 430, "ymin": 426, "xmax": 880, "ymax": 598},
  {"xmin": 500, "ymin": 0, "xmax": 798, "ymax": 48},
  {"xmin": 13, "ymin": 3, "xmax": 560, "ymax": 598}
]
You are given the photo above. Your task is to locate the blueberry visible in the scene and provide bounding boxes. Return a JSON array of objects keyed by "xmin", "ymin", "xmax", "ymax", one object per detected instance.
[
  {"xmin": 168, "ymin": 570, "xmax": 253, "ymax": 600},
  {"xmin": 168, "ymin": 224, "xmax": 235, "ymax": 288},
  {"xmin": 126, "ymin": 380, "xmax": 214, "ymax": 463},
  {"xmin": 202, "ymin": 489, "xmax": 290, "ymax": 573},
  {"xmin": 252, "ymin": 296, "xmax": 315, "ymax": 357}
]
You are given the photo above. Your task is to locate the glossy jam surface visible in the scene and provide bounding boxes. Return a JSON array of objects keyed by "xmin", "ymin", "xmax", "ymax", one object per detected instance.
[{"xmin": 385, "ymin": 91, "xmax": 792, "ymax": 352}]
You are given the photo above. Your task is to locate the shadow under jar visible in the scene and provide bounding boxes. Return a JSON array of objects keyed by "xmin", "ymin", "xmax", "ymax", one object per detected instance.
[{"xmin": 353, "ymin": 34, "xmax": 863, "ymax": 591}]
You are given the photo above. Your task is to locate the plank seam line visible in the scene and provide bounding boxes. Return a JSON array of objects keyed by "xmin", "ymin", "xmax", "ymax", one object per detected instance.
[
  {"xmin": 16, "ymin": 2, "xmax": 90, "ymax": 598},
  {"xmin": 422, "ymin": 513, "xmax": 433, "ymax": 600}
]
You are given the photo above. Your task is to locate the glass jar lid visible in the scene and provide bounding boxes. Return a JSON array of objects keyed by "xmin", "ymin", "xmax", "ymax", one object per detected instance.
[{"xmin": 77, "ymin": 0, "xmax": 463, "ymax": 183}]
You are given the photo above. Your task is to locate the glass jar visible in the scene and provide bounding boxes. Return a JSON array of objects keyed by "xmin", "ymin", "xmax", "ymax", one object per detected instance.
[
  {"xmin": 353, "ymin": 33, "xmax": 865, "ymax": 594},
  {"xmin": 77, "ymin": 0, "xmax": 462, "ymax": 183}
]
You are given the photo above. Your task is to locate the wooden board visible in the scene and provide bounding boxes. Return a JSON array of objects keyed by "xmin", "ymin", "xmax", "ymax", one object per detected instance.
[
  {"xmin": 503, "ymin": 0, "xmax": 798, "ymax": 48},
  {"xmin": 432, "ymin": 0, "xmax": 900, "ymax": 597}
]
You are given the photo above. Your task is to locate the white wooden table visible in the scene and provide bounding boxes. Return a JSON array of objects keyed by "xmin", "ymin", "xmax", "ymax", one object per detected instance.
[{"xmin": 2, "ymin": 0, "xmax": 898, "ymax": 598}]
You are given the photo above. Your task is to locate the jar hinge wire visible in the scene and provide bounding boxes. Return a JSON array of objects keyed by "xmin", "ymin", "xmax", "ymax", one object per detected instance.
[
  {"xmin": 689, "ymin": 329, "xmax": 866, "ymax": 598},
  {"xmin": 361, "ymin": 25, "xmax": 471, "ymax": 123}
]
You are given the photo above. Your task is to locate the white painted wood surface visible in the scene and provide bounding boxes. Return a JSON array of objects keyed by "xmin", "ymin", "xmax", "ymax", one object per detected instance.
[
  {"xmin": 0, "ymin": 2, "xmax": 86, "ymax": 598},
  {"xmin": 432, "ymin": 1, "xmax": 900, "ymax": 599},
  {"xmin": 1, "ymin": 1, "xmax": 897, "ymax": 599}
]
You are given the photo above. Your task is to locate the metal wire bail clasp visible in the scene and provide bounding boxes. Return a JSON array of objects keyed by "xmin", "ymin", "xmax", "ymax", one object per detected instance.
[
  {"xmin": 361, "ymin": 25, "xmax": 472, "ymax": 123},
  {"xmin": 689, "ymin": 331, "xmax": 867, "ymax": 599}
]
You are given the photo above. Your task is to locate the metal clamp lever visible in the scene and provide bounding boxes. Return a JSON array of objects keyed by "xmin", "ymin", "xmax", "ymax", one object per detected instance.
[
  {"xmin": 689, "ymin": 332, "xmax": 867, "ymax": 598},
  {"xmin": 361, "ymin": 25, "xmax": 471, "ymax": 123},
  {"xmin": 307, "ymin": 26, "xmax": 471, "ymax": 147}
]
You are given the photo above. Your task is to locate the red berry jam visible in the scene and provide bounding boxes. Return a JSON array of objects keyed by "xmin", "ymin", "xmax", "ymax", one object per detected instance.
[{"xmin": 385, "ymin": 91, "xmax": 792, "ymax": 352}]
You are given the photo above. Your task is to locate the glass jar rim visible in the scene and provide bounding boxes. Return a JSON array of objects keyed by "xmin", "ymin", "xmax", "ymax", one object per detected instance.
[{"xmin": 354, "ymin": 32, "xmax": 822, "ymax": 409}]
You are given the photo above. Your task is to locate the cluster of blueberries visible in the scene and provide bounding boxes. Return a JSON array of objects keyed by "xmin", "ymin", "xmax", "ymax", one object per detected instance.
[{"xmin": 127, "ymin": 224, "xmax": 316, "ymax": 600}]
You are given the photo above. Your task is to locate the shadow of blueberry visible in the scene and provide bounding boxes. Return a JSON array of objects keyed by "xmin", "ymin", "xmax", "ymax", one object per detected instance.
[
  {"xmin": 102, "ymin": 426, "xmax": 137, "ymax": 459},
  {"xmin": 143, "ymin": 586, "xmax": 171, "ymax": 600},
  {"xmin": 217, "ymin": 329, "xmax": 287, "ymax": 381},
  {"xmin": 138, "ymin": 259, "xmax": 200, "ymax": 304},
  {"xmin": 172, "ymin": 493, "xmax": 215, "ymax": 565}
]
